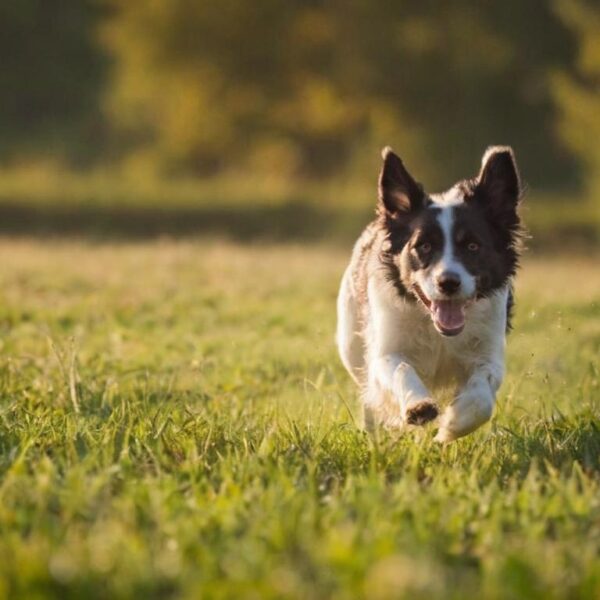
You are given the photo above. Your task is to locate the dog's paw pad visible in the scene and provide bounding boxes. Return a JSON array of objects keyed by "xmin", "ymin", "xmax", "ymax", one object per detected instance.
[{"xmin": 405, "ymin": 400, "xmax": 439, "ymax": 426}]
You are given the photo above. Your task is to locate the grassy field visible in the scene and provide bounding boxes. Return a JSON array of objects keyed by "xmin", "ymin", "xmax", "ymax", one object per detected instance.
[
  {"xmin": 0, "ymin": 238, "xmax": 598, "ymax": 599},
  {"xmin": 0, "ymin": 167, "xmax": 597, "ymax": 251}
]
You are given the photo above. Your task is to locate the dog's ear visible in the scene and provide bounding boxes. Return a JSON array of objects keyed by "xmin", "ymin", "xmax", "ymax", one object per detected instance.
[
  {"xmin": 378, "ymin": 147, "xmax": 424, "ymax": 216},
  {"xmin": 475, "ymin": 146, "xmax": 522, "ymax": 212}
]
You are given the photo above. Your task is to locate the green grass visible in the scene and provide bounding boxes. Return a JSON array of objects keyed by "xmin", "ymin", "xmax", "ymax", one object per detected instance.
[{"xmin": 0, "ymin": 239, "xmax": 598, "ymax": 599}]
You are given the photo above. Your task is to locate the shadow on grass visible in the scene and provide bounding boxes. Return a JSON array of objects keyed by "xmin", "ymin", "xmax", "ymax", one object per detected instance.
[
  {"xmin": 0, "ymin": 200, "xmax": 596, "ymax": 250},
  {"xmin": 0, "ymin": 200, "xmax": 370, "ymax": 242}
]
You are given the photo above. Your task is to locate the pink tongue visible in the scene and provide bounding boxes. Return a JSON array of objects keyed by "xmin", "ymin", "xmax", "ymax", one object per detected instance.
[{"xmin": 432, "ymin": 300, "xmax": 466, "ymax": 332}]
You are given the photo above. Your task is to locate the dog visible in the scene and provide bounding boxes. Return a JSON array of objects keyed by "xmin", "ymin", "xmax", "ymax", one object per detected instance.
[{"xmin": 336, "ymin": 146, "xmax": 523, "ymax": 442}]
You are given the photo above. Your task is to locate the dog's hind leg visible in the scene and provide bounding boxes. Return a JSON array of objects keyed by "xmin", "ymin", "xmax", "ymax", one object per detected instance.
[{"xmin": 336, "ymin": 267, "xmax": 365, "ymax": 385}]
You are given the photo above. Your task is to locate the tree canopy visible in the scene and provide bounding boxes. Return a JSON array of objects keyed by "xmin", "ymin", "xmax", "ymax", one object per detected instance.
[{"xmin": 1, "ymin": 0, "xmax": 599, "ymax": 192}]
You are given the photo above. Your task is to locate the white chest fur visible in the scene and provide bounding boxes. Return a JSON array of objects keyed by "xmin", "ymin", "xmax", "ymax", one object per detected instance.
[{"xmin": 366, "ymin": 275, "xmax": 508, "ymax": 392}]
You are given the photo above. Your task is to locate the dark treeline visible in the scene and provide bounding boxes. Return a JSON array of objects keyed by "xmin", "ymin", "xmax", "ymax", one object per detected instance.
[{"xmin": 1, "ymin": 1, "xmax": 599, "ymax": 192}]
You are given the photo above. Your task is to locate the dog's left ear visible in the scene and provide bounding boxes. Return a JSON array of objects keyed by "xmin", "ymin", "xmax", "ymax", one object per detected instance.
[
  {"xmin": 475, "ymin": 146, "xmax": 522, "ymax": 211},
  {"xmin": 378, "ymin": 147, "xmax": 424, "ymax": 217}
]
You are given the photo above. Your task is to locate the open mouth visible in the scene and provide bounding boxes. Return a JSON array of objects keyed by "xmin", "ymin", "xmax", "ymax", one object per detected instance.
[{"xmin": 413, "ymin": 284, "xmax": 470, "ymax": 337}]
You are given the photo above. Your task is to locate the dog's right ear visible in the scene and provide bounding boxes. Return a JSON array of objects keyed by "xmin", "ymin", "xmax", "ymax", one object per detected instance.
[{"xmin": 378, "ymin": 147, "xmax": 424, "ymax": 216}]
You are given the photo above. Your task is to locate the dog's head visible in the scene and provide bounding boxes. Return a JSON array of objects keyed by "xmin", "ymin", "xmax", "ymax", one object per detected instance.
[{"xmin": 379, "ymin": 146, "xmax": 523, "ymax": 336}]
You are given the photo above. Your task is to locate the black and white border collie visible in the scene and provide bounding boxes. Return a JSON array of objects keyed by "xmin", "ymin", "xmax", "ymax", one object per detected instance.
[{"xmin": 337, "ymin": 146, "xmax": 523, "ymax": 442}]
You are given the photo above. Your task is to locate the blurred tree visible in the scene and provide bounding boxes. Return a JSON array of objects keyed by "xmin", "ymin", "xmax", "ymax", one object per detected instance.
[
  {"xmin": 553, "ymin": 0, "xmax": 600, "ymax": 195},
  {"xmin": 0, "ymin": 0, "xmax": 587, "ymax": 189},
  {"xmin": 0, "ymin": 1, "xmax": 108, "ymax": 165},
  {"xmin": 99, "ymin": 0, "xmax": 579, "ymax": 187}
]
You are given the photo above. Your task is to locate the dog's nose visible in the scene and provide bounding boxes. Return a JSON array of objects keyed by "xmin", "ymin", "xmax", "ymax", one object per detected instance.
[{"xmin": 437, "ymin": 271, "xmax": 461, "ymax": 295}]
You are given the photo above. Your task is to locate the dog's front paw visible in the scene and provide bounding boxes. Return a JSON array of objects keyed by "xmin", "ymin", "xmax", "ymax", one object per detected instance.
[
  {"xmin": 433, "ymin": 426, "xmax": 459, "ymax": 443},
  {"xmin": 404, "ymin": 399, "xmax": 439, "ymax": 426},
  {"xmin": 434, "ymin": 392, "xmax": 494, "ymax": 443}
]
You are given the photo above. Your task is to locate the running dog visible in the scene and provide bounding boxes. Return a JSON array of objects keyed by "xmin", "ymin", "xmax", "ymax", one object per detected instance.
[{"xmin": 336, "ymin": 146, "xmax": 523, "ymax": 441}]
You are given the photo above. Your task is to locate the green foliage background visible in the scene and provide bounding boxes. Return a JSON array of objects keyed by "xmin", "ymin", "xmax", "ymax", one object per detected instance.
[
  {"xmin": 0, "ymin": 5, "xmax": 599, "ymax": 598},
  {"xmin": 1, "ymin": 0, "xmax": 600, "ymax": 193}
]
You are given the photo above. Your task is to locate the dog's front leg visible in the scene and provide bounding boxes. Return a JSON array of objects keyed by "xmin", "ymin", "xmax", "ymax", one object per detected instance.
[
  {"xmin": 435, "ymin": 364, "xmax": 502, "ymax": 442},
  {"xmin": 365, "ymin": 353, "xmax": 439, "ymax": 428}
]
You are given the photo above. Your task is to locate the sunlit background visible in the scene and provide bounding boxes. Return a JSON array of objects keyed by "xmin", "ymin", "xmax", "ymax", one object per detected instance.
[
  {"xmin": 0, "ymin": 3, "xmax": 599, "ymax": 598},
  {"xmin": 0, "ymin": 0, "xmax": 598, "ymax": 246}
]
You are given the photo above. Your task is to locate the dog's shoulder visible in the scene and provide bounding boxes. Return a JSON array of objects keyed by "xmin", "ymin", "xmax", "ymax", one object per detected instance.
[{"xmin": 347, "ymin": 220, "xmax": 385, "ymax": 302}]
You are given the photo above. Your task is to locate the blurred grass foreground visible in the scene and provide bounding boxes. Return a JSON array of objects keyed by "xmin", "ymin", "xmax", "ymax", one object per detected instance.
[{"xmin": 0, "ymin": 240, "xmax": 598, "ymax": 598}]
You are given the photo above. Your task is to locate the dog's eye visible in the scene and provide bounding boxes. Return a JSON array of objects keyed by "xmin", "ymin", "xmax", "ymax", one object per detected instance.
[
  {"xmin": 468, "ymin": 242, "xmax": 480, "ymax": 252},
  {"xmin": 418, "ymin": 242, "xmax": 432, "ymax": 254}
]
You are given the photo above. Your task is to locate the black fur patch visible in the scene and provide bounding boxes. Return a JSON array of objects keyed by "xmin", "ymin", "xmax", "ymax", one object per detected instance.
[
  {"xmin": 506, "ymin": 285, "xmax": 515, "ymax": 332},
  {"xmin": 379, "ymin": 204, "xmax": 441, "ymax": 301}
]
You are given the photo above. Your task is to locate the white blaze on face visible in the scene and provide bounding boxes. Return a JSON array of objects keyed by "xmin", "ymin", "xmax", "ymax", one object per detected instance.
[
  {"xmin": 434, "ymin": 205, "xmax": 476, "ymax": 300},
  {"xmin": 413, "ymin": 189, "xmax": 477, "ymax": 336}
]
